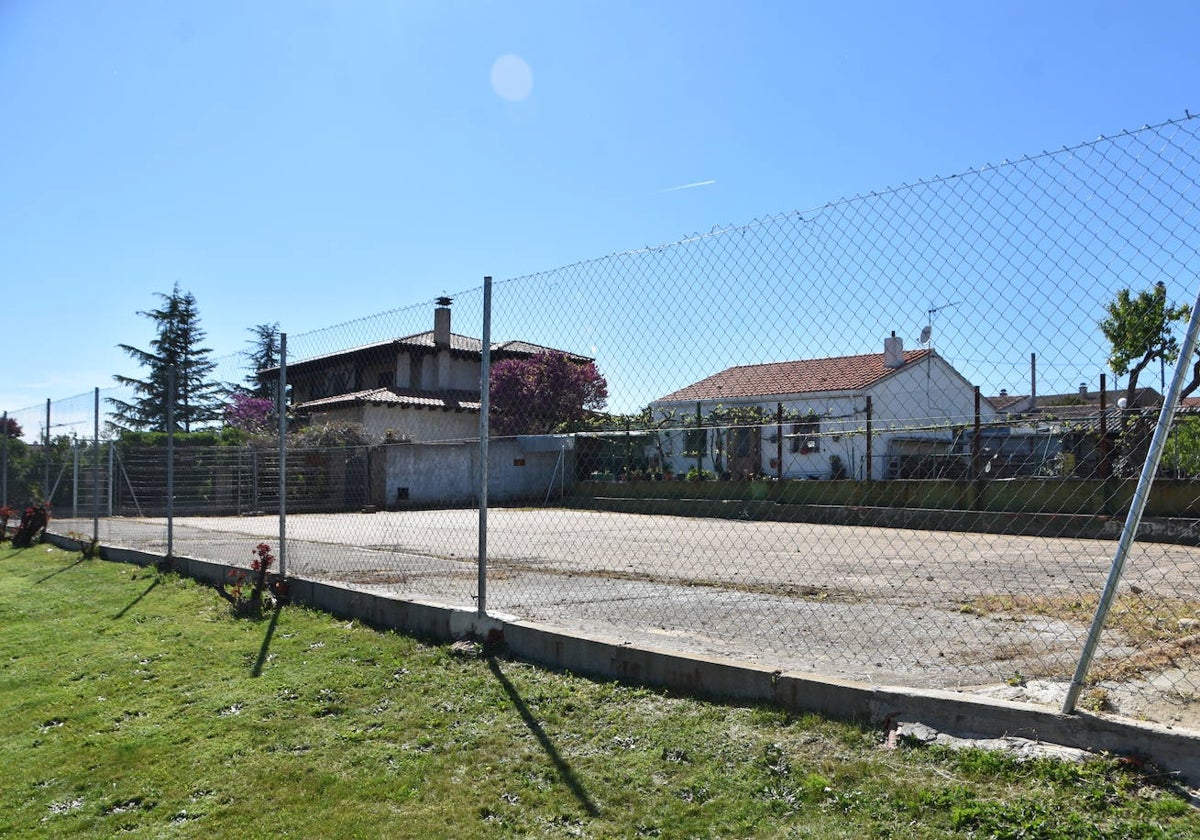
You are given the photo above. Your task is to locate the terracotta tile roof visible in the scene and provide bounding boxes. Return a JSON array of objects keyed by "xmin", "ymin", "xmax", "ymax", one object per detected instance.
[
  {"xmin": 655, "ymin": 349, "xmax": 934, "ymax": 403},
  {"xmin": 294, "ymin": 388, "xmax": 481, "ymax": 412}
]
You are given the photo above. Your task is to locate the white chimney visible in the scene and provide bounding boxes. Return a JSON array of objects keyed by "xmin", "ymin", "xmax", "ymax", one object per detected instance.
[
  {"xmin": 883, "ymin": 331, "xmax": 904, "ymax": 368},
  {"xmin": 434, "ymin": 297, "xmax": 452, "ymax": 349}
]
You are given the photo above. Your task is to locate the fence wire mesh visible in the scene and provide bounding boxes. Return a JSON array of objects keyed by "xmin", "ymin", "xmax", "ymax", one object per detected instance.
[{"xmin": 9, "ymin": 114, "xmax": 1200, "ymax": 727}]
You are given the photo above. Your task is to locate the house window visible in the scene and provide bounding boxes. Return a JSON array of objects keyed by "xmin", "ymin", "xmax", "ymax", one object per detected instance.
[
  {"xmin": 684, "ymin": 427, "xmax": 707, "ymax": 456},
  {"xmin": 791, "ymin": 419, "xmax": 820, "ymax": 454}
]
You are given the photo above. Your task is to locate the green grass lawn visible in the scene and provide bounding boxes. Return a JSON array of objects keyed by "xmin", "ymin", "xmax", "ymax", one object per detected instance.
[{"xmin": 1, "ymin": 544, "xmax": 1197, "ymax": 839}]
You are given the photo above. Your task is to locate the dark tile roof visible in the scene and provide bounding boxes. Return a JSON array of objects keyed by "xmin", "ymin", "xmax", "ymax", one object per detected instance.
[
  {"xmin": 988, "ymin": 395, "xmax": 1025, "ymax": 411},
  {"xmin": 654, "ymin": 349, "xmax": 934, "ymax": 403},
  {"xmin": 271, "ymin": 332, "xmax": 590, "ymax": 374}
]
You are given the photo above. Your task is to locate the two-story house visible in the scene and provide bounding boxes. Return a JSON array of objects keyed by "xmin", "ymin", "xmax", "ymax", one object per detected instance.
[{"xmin": 274, "ymin": 298, "xmax": 589, "ymax": 443}]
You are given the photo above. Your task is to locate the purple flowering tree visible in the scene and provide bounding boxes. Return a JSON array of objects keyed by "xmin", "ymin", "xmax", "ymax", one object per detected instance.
[
  {"xmin": 224, "ymin": 392, "xmax": 276, "ymax": 434},
  {"xmin": 489, "ymin": 352, "xmax": 608, "ymax": 436}
]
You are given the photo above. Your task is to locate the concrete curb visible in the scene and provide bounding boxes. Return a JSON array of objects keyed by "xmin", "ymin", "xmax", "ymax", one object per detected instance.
[{"xmin": 46, "ymin": 532, "xmax": 1200, "ymax": 787}]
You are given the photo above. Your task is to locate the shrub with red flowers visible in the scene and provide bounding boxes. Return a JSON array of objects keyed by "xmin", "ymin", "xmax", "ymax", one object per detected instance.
[
  {"xmin": 11, "ymin": 504, "xmax": 50, "ymax": 548},
  {"xmin": 217, "ymin": 542, "xmax": 286, "ymax": 617}
]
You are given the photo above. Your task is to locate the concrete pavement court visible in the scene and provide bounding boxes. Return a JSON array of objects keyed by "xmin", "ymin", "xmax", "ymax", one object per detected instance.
[{"xmin": 57, "ymin": 507, "xmax": 1200, "ymax": 725}]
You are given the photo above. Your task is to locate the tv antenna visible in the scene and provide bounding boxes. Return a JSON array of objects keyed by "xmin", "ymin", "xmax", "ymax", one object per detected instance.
[{"xmin": 921, "ymin": 300, "xmax": 961, "ymax": 349}]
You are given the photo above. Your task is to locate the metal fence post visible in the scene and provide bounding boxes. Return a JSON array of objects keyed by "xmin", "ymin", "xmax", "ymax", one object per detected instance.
[
  {"xmin": 44, "ymin": 399, "xmax": 50, "ymax": 504},
  {"xmin": 278, "ymin": 333, "xmax": 288, "ymax": 578},
  {"xmin": 1063, "ymin": 283, "xmax": 1200, "ymax": 713},
  {"xmin": 71, "ymin": 440, "xmax": 78, "ymax": 519},
  {"xmin": 93, "ymin": 388, "xmax": 100, "ymax": 545},
  {"xmin": 478, "ymin": 278, "xmax": 493, "ymax": 617},
  {"xmin": 107, "ymin": 441, "xmax": 114, "ymax": 518},
  {"xmin": 166, "ymin": 366, "xmax": 175, "ymax": 562},
  {"xmin": 2, "ymin": 410, "xmax": 8, "ymax": 507}
]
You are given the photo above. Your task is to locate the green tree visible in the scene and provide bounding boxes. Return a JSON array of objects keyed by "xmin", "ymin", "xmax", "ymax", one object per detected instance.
[
  {"xmin": 244, "ymin": 322, "xmax": 281, "ymax": 398},
  {"xmin": 109, "ymin": 284, "xmax": 222, "ymax": 433},
  {"xmin": 1099, "ymin": 283, "xmax": 1191, "ymax": 476},
  {"xmin": 1099, "ymin": 282, "xmax": 1189, "ymax": 409},
  {"xmin": 1165, "ymin": 416, "xmax": 1200, "ymax": 477}
]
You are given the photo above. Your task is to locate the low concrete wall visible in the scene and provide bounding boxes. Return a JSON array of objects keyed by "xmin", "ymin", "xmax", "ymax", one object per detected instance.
[
  {"xmin": 42, "ymin": 530, "xmax": 1200, "ymax": 787},
  {"xmin": 569, "ymin": 492, "xmax": 1200, "ymax": 546},
  {"xmin": 576, "ymin": 477, "xmax": 1200, "ymax": 518}
]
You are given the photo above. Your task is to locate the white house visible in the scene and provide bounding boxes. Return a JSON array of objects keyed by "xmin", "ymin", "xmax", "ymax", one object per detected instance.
[{"xmin": 649, "ymin": 334, "xmax": 996, "ymax": 480}]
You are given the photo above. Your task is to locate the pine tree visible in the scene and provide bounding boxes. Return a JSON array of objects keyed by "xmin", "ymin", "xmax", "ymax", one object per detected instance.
[
  {"xmin": 244, "ymin": 322, "xmax": 281, "ymax": 398},
  {"xmin": 109, "ymin": 284, "xmax": 223, "ymax": 432}
]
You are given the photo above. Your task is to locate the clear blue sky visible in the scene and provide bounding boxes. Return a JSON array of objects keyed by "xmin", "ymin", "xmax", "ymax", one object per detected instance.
[{"xmin": 2, "ymin": 0, "xmax": 1198, "ymax": 416}]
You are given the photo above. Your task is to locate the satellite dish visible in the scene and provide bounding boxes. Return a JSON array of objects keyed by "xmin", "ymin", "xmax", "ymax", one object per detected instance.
[{"xmin": 919, "ymin": 325, "xmax": 932, "ymax": 345}]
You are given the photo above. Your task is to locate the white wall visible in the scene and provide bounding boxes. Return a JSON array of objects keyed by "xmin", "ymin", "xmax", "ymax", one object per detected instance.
[
  {"xmin": 384, "ymin": 438, "xmax": 569, "ymax": 506},
  {"xmin": 303, "ymin": 405, "xmax": 479, "ymax": 444},
  {"xmin": 359, "ymin": 405, "xmax": 479, "ymax": 443},
  {"xmin": 448, "ymin": 356, "xmax": 481, "ymax": 391}
]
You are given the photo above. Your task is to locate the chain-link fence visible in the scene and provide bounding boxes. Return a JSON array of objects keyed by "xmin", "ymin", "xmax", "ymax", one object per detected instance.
[{"xmin": 7, "ymin": 113, "xmax": 1200, "ymax": 728}]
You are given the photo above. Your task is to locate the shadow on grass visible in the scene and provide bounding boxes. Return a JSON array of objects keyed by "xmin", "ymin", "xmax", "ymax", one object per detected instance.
[
  {"xmin": 112, "ymin": 577, "xmax": 160, "ymax": 619},
  {"xmin": 251, "ymin": 604, "xmax": 283, "ymax": 677},
  {"xmin": 34, "ymin": 556, "xmax": 87, "ymax": 584},
  {"xmin": 488, "ymin": 657, "xmax": 600, "ymax": 817}
]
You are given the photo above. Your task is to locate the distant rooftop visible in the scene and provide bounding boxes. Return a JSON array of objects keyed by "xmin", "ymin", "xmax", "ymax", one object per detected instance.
[{"xmin": 654, "ymin": 349, "xmax": 934, "ymax": 403}]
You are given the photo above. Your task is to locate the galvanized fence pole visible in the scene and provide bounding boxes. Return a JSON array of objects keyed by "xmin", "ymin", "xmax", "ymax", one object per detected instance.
[
  {"xmin": 478, "ymin": 278, "xmax": 492, "ymax": 616},
  {"xmin": 166, "ymin": 366, "xmax": 175, "ymax": 561},
  {"xmin": 1063, "ymin": 283, "xmax": 1200, "ymax": 713},
  {"xmin": 2, "ymin": 410, "xmax": 8, "ymax": 507},
  {"xmin": 107, "ymin": 441, "xmax": 114, "ymax": 517},
  {"xmin": 277, "ymin": 332, "xmax": 288, "ymax": 577},
  {"xmin": 43, "ymin": 399, "xmax": 50, "ymax": 505},
  {"xmin": 92, "ymin": 388, "xmax": 99, "ymax": 544},
  {"xmin": 71, "ymin": 440, "xmax": 78, "ymax": 519}
]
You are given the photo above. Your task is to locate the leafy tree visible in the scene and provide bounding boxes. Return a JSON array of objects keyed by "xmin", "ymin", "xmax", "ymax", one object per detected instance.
[
  {"xmin": 1, "ymin": 417, "xmax": 22, "ymax": 439},
  {"xmin": 1165, "ymin": 416, "xmax": 1200, "ymax": 477},
  {"xmin": 489, "ymin": 352, "xmax": 608, "ymax": 436},
  {"xmin": 1099, "ymin": 283, "xmax": 1192, "ymax": 476},
  {"xmin": 224, "ymin": 392, "xmax": 277, "ymax": 435},
  {"xmin": 109, "ymin": 284, "xmax": 223, "ymax": 433},
  {"xmin": 244, "ymin": 322, "xmax": 281, "ymax": 398},
  {"xmin": 1099, "ymin": 282, "xmax": 1189, "ymax": 409},
  {"xmin": 0, "ymin": 436, "xmax": 37, "ymax": 503}
]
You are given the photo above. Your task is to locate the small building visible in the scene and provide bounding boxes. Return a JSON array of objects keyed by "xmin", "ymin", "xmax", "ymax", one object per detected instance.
[{"xmin": 649, "ymin": 334, "xmax": 995, "ymax": 480}]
